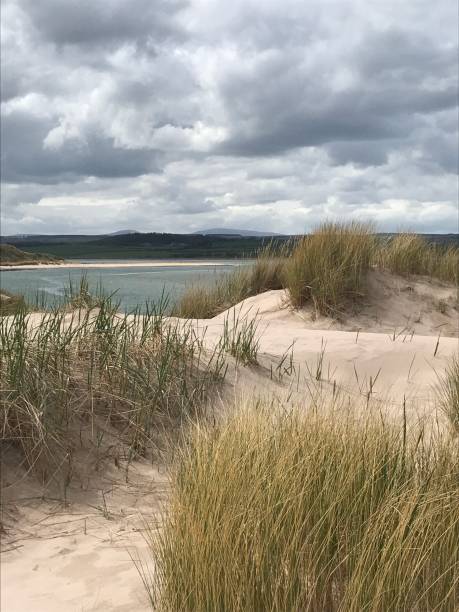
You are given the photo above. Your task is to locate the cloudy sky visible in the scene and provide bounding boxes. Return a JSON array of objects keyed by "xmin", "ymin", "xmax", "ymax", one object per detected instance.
[{"xmin": 1, "ymin": 0, "xmax": 458, "ymax": 235}]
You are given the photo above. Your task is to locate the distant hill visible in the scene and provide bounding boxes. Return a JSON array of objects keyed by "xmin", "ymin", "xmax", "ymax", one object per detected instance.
[
  {"xmin": 194, "ymin": 228, "xmax": 282, "ymax": 237},
  {"xmin": 0, "ymin": 243, "xmax": 63, "ymax": 266},
  {"xmin": 0, "ymin": 232, "xmax": 288, "ymax": 260},
  {"xmin": 0, "ymin": 232, "xmax": 456, "ymax": 261},
  {"xmin": 107, "ymin": 230, "xmax": 140, "ymax": 236}
]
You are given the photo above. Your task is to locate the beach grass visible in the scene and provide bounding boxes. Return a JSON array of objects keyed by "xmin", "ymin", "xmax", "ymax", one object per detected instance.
[
  {"xmin": 174, "ymin": 242, "xmax": 288, "ymax": 319},
  {"xmin": 284, "ymin": 221, "xmax": 375, "ymax": 315},
  {"xmin": 0, "ymin": 294, "xmax": 226, "ymax": 489},
  {"xmin": 219, "ymin": 307, "xmax": 261, "ymax": 365},
  {"xmin": 378, "ymin": 233, "xmax": 459, "ymax": 283},
  {"xmin": 436, "ymin": 354, "xmax": 459, "ymax": 435},
  {"xmin": 175, "ymin": 225, "xmax": 457, "ymax": 320},
  {"xmin": 1, "ymin": 236, "xmax": 458, "ymax": 608},
  {"xmin": 148, "ymin": 401, "xmax": 459, "ymax": 611}
]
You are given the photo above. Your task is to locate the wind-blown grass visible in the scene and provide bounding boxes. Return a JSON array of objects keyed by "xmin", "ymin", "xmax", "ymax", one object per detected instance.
[
  {"xmin": 378, "ymin": 234, "xmax": 459, "ymax": 283},
  {"xmin": 175, "ymin": 225, "xmax": 457, "ymax": 320},
  {"xmin": 149, "ymin": 403, "xmax": 459, "ymax": 611},
  {"xmin": 174, "ymin": 242, "xmax": 289, "ymax": 319},
  {"xmin": 436, "ymin": 355, "xmax": 459, "ymax": 435},
  {"xmin": 0, "ymin": 295, "xmax": 226, "ymax": 489},
  {"xmin": 285, "ymin": 222, "xmax": 375, "ymax": 315},
  {"xmin": 219, "ymin": 307, "xmax": 261, "ymax": 365},
  {"xmin": 63, "ymin": 273, "xmax": 107, "ymax": 309}
]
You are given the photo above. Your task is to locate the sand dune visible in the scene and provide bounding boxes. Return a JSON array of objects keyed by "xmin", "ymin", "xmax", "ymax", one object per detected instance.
[
  {"xmin": 191, "ymin": 282, "xmax": 457, "ymax": 413},
  {"xmin": 2, "ymin": 277, "xmax": 458, "ymax": 611}
]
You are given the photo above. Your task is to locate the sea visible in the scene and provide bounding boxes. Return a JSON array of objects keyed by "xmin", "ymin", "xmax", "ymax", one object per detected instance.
[{"xmin": 0, "ymin": 259, "xmax": 250, "ymax": 312}]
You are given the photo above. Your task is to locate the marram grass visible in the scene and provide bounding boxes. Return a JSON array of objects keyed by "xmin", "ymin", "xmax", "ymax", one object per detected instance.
[
  {"xmin": 148, "ymin": 404, "xmax": 459, "ymax": 611},
  {"xmin": 378, "ymin": 233, "xmax": 459, "ymax": 283},
  {"xmin": 174, "ymin": 241, "xmax": 289, "ymax": 319},
  {"xmin": 285, "ymin": 221, "xmax": 375, "ymax": 314},
  {"xmin": 0, "ymin": 296, "xmax": 226, "ymax": 488},
  {"xmin": 436, "ymin": 354, "xmax": 459, "ymax": 435},
  {"xmin": 219, "ymin": 307, "xmax": 260, "ymax": 365},
  {"xmin": 175, "ymin": 224, "xmax": 458, "ymax": 320}
]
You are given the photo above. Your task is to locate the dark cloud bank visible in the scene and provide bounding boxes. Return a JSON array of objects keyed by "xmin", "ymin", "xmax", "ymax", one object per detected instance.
[{"xmin": 1, "ymin": 0, "xmax": 458, "ymax": 234}]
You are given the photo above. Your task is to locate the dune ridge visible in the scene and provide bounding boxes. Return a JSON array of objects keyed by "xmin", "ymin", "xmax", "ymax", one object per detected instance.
[{"xmin": 1, "ymin": 259, "xmax": 458, "ymax": 611}]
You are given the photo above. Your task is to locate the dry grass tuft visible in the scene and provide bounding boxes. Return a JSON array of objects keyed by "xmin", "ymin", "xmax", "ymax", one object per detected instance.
[
  {"xmin": 284, "ymin": 222, "xmax": 375, "ymax": 315},
  {"xmin": 219, "ymin": 308, "xmax": 260, "ymax": 365},
  {"xmin": 0, "ymin": 297, "xmax": 226, "ymax": 489},
  {"xmin": 149, "ymin": 403, "xmax": 459, "ymax": 611},
  {"xmin": 174, "ymin": 242, "xmax": 289, "ymax": 319},
  {"xmin": 436, "ymin": 354, "xmax": 459, "ymax": 435},
  {"xmin": 379, "ymin": 234, "xmax": 459, "ymax": 284}
]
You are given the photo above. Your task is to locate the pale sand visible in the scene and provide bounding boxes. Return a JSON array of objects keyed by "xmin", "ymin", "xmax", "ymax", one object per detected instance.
[
  {"xmin": 2, "ymin": 456, "xmax": 165, "ymax": 612},
  {"xmin": 2, "ymin": 275, "xmax": 458, "ymax": 611},
  {"xmin": 0, "ymin": 260, "xmax": 235, "ymax": 271}
]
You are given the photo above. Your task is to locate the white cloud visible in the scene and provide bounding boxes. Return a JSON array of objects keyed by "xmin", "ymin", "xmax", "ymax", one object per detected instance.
[{"xmin": 1, "ymin": 0, "xmax": 458, "ymax": 234}]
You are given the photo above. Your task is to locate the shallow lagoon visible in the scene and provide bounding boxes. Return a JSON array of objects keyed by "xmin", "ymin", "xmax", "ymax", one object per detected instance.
[{"xmin": 0, "ymin": 260, "xmax": 248, "ymax": 312}]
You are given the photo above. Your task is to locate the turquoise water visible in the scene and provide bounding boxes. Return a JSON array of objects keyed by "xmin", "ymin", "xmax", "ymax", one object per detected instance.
[{"xmin": 0, "ymin": 260, "xmax": 248, "ymax": 312}]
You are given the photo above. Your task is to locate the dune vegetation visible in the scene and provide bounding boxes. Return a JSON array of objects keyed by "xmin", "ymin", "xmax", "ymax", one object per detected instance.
[
  {"xmin": 284, "ymin": 221, "xmax": 374, "ymax": 313},
  {"xmin": 173, "ymin": 241, "xmax": 288, "ymax": 319},
  {"xmin": 436, "ymin": 355, "xmax": 459, "ymax": 436},
  {"xmin": 175, "ymin": 223, "xmax": 458, "ymax": 318},
  {"xmin": 2, "ymin": 223, "xmax": 458, "ymax": 610},
  {"xmin": 0, "ymin": 243, "xmax": 62, "ymax": 266},
  {"xmin": 377, "ymin": 233, "xmax": 459, "ymax": 283},
  {"xmin": 0, "ymin": 295, "xmax": 226, "ymax": 491},
  {"xmin": 146, "ymin": 401, "xmax": 459, "ymax": 611}
]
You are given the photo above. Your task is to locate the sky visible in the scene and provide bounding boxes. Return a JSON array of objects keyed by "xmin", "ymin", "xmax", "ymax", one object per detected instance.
[{"xmin": 1, "ymin": 0, "xmax": 458, "ymax": 235}]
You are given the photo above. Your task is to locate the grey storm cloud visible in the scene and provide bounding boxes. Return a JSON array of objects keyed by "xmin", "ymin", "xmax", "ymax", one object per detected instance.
[
  {"xmin": 216, "ymin": 27, "xmax": 456, "ymax": 157},
  {"xmin": 1, "ymin": 112, "xmax": 160, "ymax": 183},
  {"xmin": 1, "ymin": 0, "xmax": 458, "ymax": 234},
  {"xmin": 17, "ymin": 0, "xmax": 187, "ymax": 47}
]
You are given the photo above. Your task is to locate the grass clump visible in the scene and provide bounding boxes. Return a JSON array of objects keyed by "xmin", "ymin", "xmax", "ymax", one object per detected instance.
[
  {"xmin": 219, "ymin": 308, "xmax": 260, "ymax": 365},
  {"xmin": 174, "ymin": 267, "xmax": 252, "ymax": 319},
  {"xmin": 378, "ymin": 233, "xmax": 427, "ymax": 276},
  {"xmin": 174, "ymin": 242, "xmax": 288, "ymax": 319},
  {"xmin": 379, "ymin": 234, "xmax": 459, "ymax": 284},
  {"xmin": 284, "ymin": 222, "xmax": 374, "ymax": 315},
  {"xmin": 63, "ymin": 274, "xmax": 107, "ymax": 309},
  {"xmin": 436, "ymin": 355, "xmax": 459, "ymax": 435},
  {"xmin": 149, "ymin": 404, "xmax": 459, "ymax": 611},
  {"xmin": 0, "ymin": 296, "xmax": 226, "ymax": 489},
  {"xmin": 175, "ymin": 225, "xmax": 457, "ymax": 321}
]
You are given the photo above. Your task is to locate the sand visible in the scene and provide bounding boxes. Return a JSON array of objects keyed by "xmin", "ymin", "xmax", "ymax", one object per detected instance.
[
  {"xmin": 190, "ymin": 281, "xmax": 458, "ymax": 410},
  {"xmin": 2, "ymin": 274, "xmax": 458, "ymax": 611},
  {"xmin": 0, "ymin": 260, "xmax": 236, "ymax": 271},
  {"xmin": 2, "ymin": 454, "xmax": 165, "ymax": 612}
]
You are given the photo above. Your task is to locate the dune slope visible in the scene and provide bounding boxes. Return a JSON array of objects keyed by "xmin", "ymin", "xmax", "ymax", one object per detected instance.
[{"xmin": 2, "ymin": 273, "xmax": 458, "ymax": 611}]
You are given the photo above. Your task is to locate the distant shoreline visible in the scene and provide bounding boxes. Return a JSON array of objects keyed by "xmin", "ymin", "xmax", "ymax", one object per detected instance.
[{"xmin": 0, "ymin": 260, "xmax": 239, "ymax": 271}]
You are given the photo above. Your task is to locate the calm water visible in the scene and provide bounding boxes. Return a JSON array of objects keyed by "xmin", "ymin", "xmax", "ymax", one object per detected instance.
[{"xmin": 0, "ymin": 260, "xmax": 249, "ymax": 312}]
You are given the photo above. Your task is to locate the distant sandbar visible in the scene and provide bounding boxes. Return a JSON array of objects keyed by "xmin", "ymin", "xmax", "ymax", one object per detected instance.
[{"xmin": 0, "ymin": 260, "xmax": 237, "ymax": 271}]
